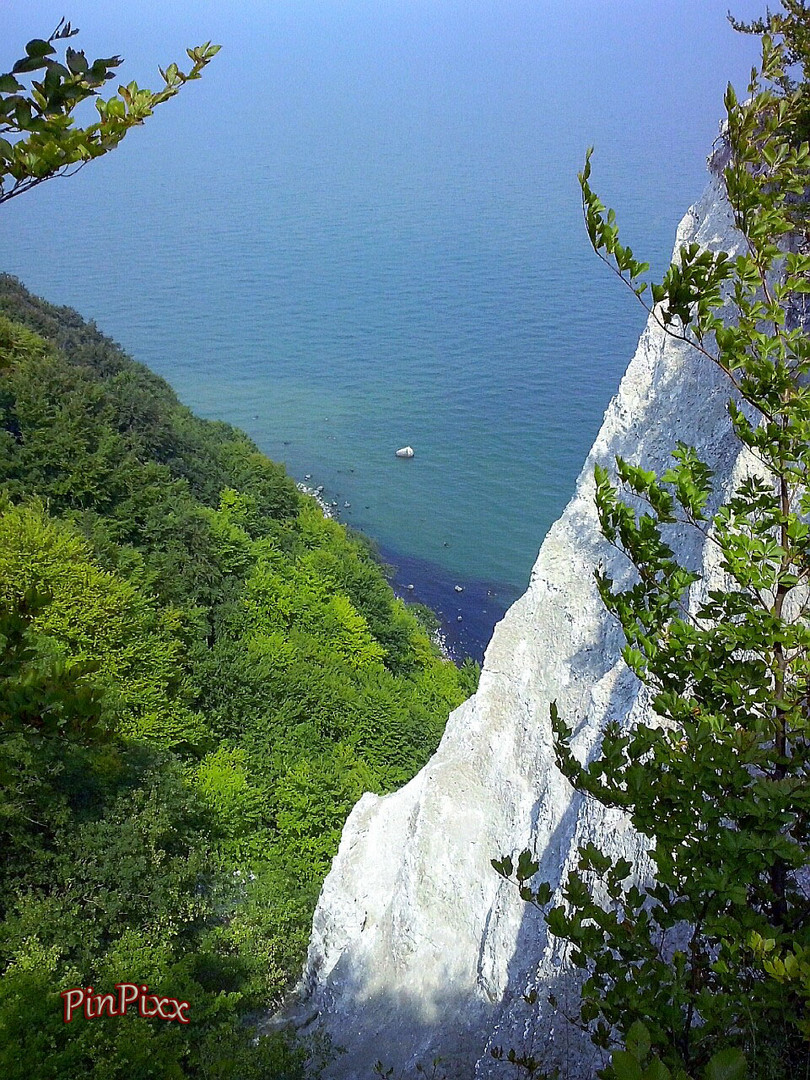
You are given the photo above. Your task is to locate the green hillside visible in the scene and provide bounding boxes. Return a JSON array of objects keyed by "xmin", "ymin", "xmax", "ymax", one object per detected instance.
[{"xmin": 0, "ymin": 274, "xmax": 475, "ymax": 1078}]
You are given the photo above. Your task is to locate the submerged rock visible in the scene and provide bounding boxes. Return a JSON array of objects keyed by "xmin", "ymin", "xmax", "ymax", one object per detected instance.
[{"xmin": 294, "ymin": 158, "xmax": 746, "ymax": 1077}]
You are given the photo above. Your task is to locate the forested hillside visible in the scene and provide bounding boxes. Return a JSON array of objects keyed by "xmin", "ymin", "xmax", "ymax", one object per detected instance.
[{"xmin": 0, "ymin": 274, "xmax": 475, "ymax": 1077}]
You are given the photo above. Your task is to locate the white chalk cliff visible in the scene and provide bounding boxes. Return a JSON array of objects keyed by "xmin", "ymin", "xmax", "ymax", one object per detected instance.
[{"xmin": 295, "ymin": 153, "xmax": 748, "ymax": 1077}]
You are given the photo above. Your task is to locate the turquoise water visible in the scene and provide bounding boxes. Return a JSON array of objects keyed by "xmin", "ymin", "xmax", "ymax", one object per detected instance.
[{"xmin": 1, "ymin": 2, "xmax": 763, "ymax": 605}]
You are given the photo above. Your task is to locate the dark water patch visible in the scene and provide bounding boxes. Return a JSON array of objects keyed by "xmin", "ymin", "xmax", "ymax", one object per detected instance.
[{"xmin": 377, "ymin": 543, "xmax": 524, "ymax": 664}]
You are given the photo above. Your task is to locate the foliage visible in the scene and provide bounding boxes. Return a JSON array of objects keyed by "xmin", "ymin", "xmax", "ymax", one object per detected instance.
[
  {"xmin": 0, "ymin": 501, "xmax": 206, "ymax": 749},
  {"xmin": 0, "ymin": 19, "xmax": 218, "ymax": 205},
  {"xmin": 496, "ymin": 22, "xmax": 810, "ymax": 1080},
  {"xmin": 0, "ymin": 279, "xmax": 472, "ymax": 1076},
  {"xmin": 0, "ymin": 586, "xmax": 106, "ymax": 740}
]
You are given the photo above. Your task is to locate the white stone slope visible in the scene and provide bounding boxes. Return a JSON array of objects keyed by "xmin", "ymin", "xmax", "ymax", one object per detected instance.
[{"xmin": 297, "ymin": 166, "xmax": 749, "ymax": 1077}]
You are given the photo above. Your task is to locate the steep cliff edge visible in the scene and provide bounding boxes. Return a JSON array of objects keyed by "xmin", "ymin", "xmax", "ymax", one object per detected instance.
[{"xmin": 296, "ymin": 163, "xmax": 748, "ymax": 1077}]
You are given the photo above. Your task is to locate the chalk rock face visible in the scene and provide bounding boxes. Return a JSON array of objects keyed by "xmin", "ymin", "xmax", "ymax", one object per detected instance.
[{"xmin": 297, "ymin": 166, "xmax": 747, "ymax": 1076}]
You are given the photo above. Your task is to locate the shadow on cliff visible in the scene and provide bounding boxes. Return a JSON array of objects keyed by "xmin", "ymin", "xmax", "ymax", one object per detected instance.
[
  {"xmin": 470, "ymin": 566, "xmax": 648, "ymax": 1079},
  {"xmin": 288, "ymin": 967, "xmax": 603, "ymax": 1080},
  {"xmin": 280, "ymin": 779, "xmax": 602, "ymax": 1080},
  {"xmin": 286, "ymin": 975, "xmax": 491, "ymax": 1080},
  {"xmin": 475, "ymin": 786, "xmax": 604, "ymax": 1080}
]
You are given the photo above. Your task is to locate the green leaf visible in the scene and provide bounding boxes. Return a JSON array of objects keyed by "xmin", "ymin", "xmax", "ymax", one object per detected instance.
[
  {"xmin": 625, "ymin": 1021, "xmax": 651, "ymax": 1062},
  {"xmin": 703, "ymin": 1048, "xmax": 746, "ymax": 1080},
  {"xmin": 611, "ymin": 1050, "xmax": 645, "ymax": 1080},
  {"xmin": 12, "ymin": 55, "xmax": 52, "ymax": 75},
  {"xmin": 643, "ymin": 1061, "xmax": 671, "ymax": 1080},
  {"xmin": 24, "ymin": 39, "xmax": 55, "ymax": 59},
  {"xmin": 65, "ymin": 48, "xmax": 88, "ymax": 76},
  {"xmin": 516, "ymin": 848, "xmax": 539, "ymax": 882}
]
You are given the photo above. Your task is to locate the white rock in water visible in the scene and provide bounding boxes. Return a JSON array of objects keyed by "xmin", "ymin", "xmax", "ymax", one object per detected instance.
[
  {"xmin": 395, "ymin": 446, "xmax": 415, "ymax": 458},
  {"xmin": 293, "ymin": 157, "xmax": 748, "ymax": 1077}
]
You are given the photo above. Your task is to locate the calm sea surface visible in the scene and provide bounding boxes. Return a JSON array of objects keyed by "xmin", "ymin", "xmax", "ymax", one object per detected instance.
[{"xmin": 1, "ymin": 2, "xmax": 764, "ymax": 656}]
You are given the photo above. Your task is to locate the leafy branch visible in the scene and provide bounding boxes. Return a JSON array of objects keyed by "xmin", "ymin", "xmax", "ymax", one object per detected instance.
[{"xmin": 0, "ymin": 20, "xmax": 220, "ymax": 204}]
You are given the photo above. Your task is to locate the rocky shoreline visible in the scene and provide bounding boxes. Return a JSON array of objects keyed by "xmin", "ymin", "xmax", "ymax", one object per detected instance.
[{"xmin": 296, "ymin": 482, "xmax": 517, "ymax": 662}]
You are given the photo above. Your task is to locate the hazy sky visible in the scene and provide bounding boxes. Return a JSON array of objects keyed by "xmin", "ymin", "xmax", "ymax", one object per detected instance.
[
  {"xmin": 1, "ymin": 1, "xmax": 768, "ymax": 220},
  {"xmin": 2, "ymin": 2, "xmax": 768, "ymax": 111}
]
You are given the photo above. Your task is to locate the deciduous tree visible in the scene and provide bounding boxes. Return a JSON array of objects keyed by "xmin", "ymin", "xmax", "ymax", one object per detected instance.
[{"xmin": 496, "ymin": 13, "xmax": 810, "ymax": 1080}]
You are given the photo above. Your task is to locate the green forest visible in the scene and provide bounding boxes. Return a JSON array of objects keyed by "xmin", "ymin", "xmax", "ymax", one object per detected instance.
[{"xmin": 0, "ymin": 274, "xmax": 476, "ymax": 1077}]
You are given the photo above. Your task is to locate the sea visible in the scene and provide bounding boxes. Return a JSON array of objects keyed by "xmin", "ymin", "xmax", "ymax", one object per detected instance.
[{"xmin": 1, "ymin": 1, "xmax": 764, "ymax": 659}]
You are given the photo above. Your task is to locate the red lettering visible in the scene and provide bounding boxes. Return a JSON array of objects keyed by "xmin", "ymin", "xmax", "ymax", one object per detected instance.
[
  {"xmin": 62, "ymin": 982, "xmax": 189, "ymax": 1023},
  {"xmin": 95, "ymin": 993, "xmax": 119, "ymax": 1017},
  {"xmin": 140, "ymin": 994, "xmax": 161, "ymax": 1018},
  {"xmin": 116, "ymin": 983, "xmax": 139, "ymax": 1014},
  {"xmin": 61, "ymin": 988, "xmax": 84, "ymax": 1023},
  {"xmin": 156, "ymin": 997, "xmax": 174, "ymax": 1020}
]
